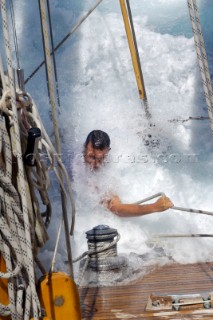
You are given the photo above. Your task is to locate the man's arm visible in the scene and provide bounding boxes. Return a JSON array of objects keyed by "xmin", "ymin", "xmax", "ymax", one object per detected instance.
[{"xmin": 107, "ymin": 195, "xmax": 173, "ymax": 217}]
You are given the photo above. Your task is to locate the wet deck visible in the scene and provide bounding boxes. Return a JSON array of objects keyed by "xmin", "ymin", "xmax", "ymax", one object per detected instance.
[{"xmin": 79, "ymin": 262, "xmax": 213, "ymax": 319}]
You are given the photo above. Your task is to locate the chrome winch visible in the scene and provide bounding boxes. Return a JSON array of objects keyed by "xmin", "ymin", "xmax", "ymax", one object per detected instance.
[{"xmin": 85, "ymin": 225, "xmax": 126, "ymax": 271}]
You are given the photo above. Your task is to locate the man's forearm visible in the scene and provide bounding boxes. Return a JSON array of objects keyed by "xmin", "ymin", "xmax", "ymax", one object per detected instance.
[
  {"xmin": 107, "ymin": 195, "xmax": 173, "ymax": 217},
  {"xmin": 110, "ymin": 203, "xmax": 160, "ymax": 217}
]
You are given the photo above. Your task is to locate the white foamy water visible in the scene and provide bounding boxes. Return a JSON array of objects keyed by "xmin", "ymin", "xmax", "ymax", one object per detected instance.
[
  {"xmin": 3, "ymin": 0, "xmax": 213, "ymax": 277},
  {"xmin": 58, "ymin": 3, "xmax": 213, "ymax": 267}
]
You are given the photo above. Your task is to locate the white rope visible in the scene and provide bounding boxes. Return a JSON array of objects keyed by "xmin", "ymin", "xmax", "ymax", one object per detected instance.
[
  {"xmin": 76, "ymin": 258, "xmax": 90, "ymax": 287},
  {"xmin": 0, "ymin": 115, "xmax": 39, "ymax": 319},
  {"xmin": 23, "ymin": 94, "xmax": 76, "ymax": 230},
  {"xmin": 50, "ymin": 217, "xmax": 63, "ymax": 273},
  {"xmin": 13, "ymin": 92, "xmax": 76, "ymax": 236},
  {"xmin": 0, "ymin": 1, "xmax": 41, "ymax": 318},
  {"xmin": 16, "ymin": 92, "xmax": 77, "ymax": 270},
  {"xmin": 0, "ymin": 87, "xmax": 75, "ymax": 247},
  {"xmin": 187, "ymin": 0, "xmax": 213, "ymax": 133},
  {"xmin": 0, "ymin": 2, "xmax": 76, "ymax": 315},
  {"xmin": 16, "ymin": 286, "xmax": 24, "ymax": 318},
  {"xmin": 73, "ymin": 234, "xmax": 121, "ymax": 263},
  {"xmin": 1, "ymin": 86, "xmax": 75, "ymax": 232},
  {"xmin": 0, "ymin": 89, "xmax": 57, "ymax": 316},
  {"xmin": 0, "ymin": 240, "xmax": 16, "ymax": 318},
  {"xmin": 191, "ymin": 0, "xmax": 213, "ymax": 106},
  {"xmin": 23, "ymin": 96, "xmax": 79, "ymax": 277}
]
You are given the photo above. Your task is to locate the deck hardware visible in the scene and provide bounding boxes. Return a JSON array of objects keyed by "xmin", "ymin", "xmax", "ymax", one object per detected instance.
[{"xmin": 85, "ymin": 225, "xmax": 126, "ymax": 271}]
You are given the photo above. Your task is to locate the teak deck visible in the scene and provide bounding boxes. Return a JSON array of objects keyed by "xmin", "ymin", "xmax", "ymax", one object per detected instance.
[{"xmin": 80, "ymin": 262, "xmax": 213, "ymax": 319}]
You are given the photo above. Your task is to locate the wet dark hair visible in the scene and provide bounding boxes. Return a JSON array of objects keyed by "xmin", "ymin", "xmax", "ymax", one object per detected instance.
[{"xmin": 85, "ymin": 130, "xmax": 110, "ymax": 150}]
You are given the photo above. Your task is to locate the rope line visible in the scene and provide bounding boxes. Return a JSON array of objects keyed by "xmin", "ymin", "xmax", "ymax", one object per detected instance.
[
  {"xmin": 38, "ymin": 0, "xmax": 50, "ymax": 100},
  {"xmin": 50, "ymin": 217, "xmax": 63, "ymax": 273},
  {"xmin": 168, "ymin": 116, "xmax": 209, "ymax": 123},
  {"xmin": 191, "ymin": 0, "xmax": 213, "ymax": 105},
  {"xmin": 9, "ymin": 0, "xmax": 20, "ymax": 69},
  {"xmin": 0, "ymin": 1, "xmax": 41, "ymax": 318},
  {"xmin": 187, "ymin": 0, "xmax": 213, "ymax": 133},
  {"xmin": 0, "ymin": 112, "xmax": 39, "ymax": 319},
  {"xmin": 134, "ymin": 192, "xmax": 213, "ymax": 217},
  {"xmin": 0, "ymin": 87, "xmax": 77, "ymax": 318},
  {"xmin": 152, "ymin": 234, "xmax": 213, "ymax": 239},
  {"xmin": 46, "ymin": 0, "xmax": 61, "ymax": 110}
]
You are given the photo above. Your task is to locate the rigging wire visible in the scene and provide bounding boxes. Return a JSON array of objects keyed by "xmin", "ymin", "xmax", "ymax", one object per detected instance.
[
  {"xmin": 25, "ymin": 0, "xmax": 104, "ymax": 85},
  {"xmin": 187, "ymin": 0, "xmax": 213, "ymax": 134},
  {"xmin": 191, "ymin": 0, "xmax": 213, "ymax": 106},
  {"xmin": 38, "ymin": 0, "xmax": 75, "ymax": 279},
  {"xmin": 152, "ymin": 234, "xmax": 213, "ymax": 239},
  {"xmin": 38, "ymin": 0, "xmax": 50, "ymax": 100},
  {"xmin": 134, "ymin": 192, "xmax": 213, "ymax": 217},
  {"xmin": 168, "ymin": 116, "xmax": 209, "ymax": 123},
  {"xmin": 46, "ymin": 0, "xmax": 61, "ymax": 110},
  {"xmin": 0, "ymin": 54, "xmax": 6, "ymax": 90},
  {"xmin": 9, "ymin": 0, "xmax": 20, "ymax": 69}
]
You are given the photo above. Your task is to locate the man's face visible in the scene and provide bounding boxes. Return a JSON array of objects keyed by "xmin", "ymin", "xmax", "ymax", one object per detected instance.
[{"xmin": 84, "ymin": 141, "xmax": 109, "ymax": 170}]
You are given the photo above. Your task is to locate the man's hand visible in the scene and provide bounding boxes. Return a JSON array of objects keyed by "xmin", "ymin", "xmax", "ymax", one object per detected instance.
[
  {"xmin": 107, "ymin": 195, "xmax": 122, "ymax": 210},
  {"xmin": 101, "ymin": 195, "xmax": 121, "ymax": 209},
  {"xmin": 154, "ymin": 196, "xmax": 174, "ymax": 212}
]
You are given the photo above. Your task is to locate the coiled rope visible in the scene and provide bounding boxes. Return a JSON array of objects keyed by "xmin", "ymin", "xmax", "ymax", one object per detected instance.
[
  {"xmin": 0, "ymin": 96, "xmax": 47, "ymax": 319},
  {"xmin": 187, "ymin": 0, "xmax": 213, "ymax": 133},
  {"xmin": 0, "ymin": 86, "xmax": 78, "ymax": 319},
  {"xmin": 0, "ymin": 1, "xmax": 41, "ymax": 318},
  {"xmin": 0, "ymin": 17, "xmax": 76, "ymax": 317}
]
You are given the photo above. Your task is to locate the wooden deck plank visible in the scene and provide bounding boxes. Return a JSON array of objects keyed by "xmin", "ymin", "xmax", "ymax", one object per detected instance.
[{"xmin": 79, "ymin": 262, "xmax": 213, "ymax": 319}]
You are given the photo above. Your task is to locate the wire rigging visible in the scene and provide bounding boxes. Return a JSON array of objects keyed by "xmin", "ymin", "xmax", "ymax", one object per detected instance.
[
  {"xmin": 24, "ymin": 0, "xmax": 104, "ymax": 84},
  {"xmin": 187, "ymin": 0, "xmax": 213, "ymax": 134},
  {"xmin": 46, "ymin": 0, "xmax": 61, "ymax": 110},
  {"xmin": 38, "ymin": 0, "xmax": 75, "ymax": 279},
  {"xmin": 9, "ymin": 0, "xmax": 20, "ymax": 69}
]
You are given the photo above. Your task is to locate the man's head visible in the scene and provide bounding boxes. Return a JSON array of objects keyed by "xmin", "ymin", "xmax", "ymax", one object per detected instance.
[{"xmin": 84, "ymin": 130, "xmax": 110, "ymax": 170}]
